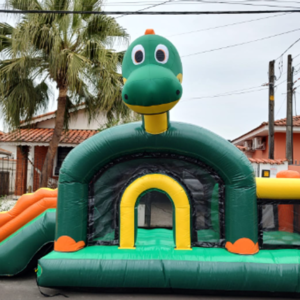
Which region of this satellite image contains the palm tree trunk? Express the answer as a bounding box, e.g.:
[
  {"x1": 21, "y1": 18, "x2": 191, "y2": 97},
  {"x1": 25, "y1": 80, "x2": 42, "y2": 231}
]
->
[{"x1": 40, "y1": 87, "x2": 67, "y2": 187}]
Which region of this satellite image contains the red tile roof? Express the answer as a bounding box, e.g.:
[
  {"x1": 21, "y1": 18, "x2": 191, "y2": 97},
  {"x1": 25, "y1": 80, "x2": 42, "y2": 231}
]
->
[
  {"x1": 236, "y1": 145, "x2": 246, "y2": 151},
  {"x1": 1, "y1": 129, "x2": 98, "y2": 144},
  {"x1": 235, "y1": 145, "x2": 287, "y2": 164},
  {"x1": 248, "y1": 158, "x2": 287, "y2": 165},
  {"x1": 232, "y1": 115, "x2": 300, "y2": 143},
  {"x1": 261, "y1": 115, "x2": 300, "y2": 127}
]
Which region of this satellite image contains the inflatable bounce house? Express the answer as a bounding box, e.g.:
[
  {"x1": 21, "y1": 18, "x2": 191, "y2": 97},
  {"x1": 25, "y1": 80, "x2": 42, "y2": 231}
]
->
[{"x1": 2, "y1": 29, "x2": 300, "y2": 294}]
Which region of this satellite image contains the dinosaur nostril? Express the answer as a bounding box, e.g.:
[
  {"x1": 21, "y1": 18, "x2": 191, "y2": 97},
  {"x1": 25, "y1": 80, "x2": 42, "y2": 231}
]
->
[
  {"x1": 176, "y1": 90, "x2": 180, "y2": 96},
  {"x1": 125, "y1": 94, "x2": 129, "y2": 100}
]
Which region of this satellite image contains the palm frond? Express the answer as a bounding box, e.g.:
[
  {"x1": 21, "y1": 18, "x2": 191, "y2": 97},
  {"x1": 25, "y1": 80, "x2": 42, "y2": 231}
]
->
[
  {"x1": 82, "y1": 14, "x2": 128, "y2": 47},
  {"x1": 0, "y1": 76, "x2": 49, "y2": 128},
  {"x1": 0, "y1": 22, "x2": 13, "y2": 36},
  {"x1": 76, "y1": 0, "x2": 102, "y2": 20},
  {"x1": 0, "y1": 23, "x2": 14, "y2": 55},
  {"x1": 5, "y1": 0, "x2": 42, "y2": 10},
  {"x1": 1, "y1": 0, "x2": 130, "y2": 131}
]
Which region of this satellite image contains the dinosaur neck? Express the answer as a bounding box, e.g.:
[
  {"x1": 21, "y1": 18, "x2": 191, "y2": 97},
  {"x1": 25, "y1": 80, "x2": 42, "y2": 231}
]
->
[{"x1": 143, "y1": 112, "x2": 169, "y2": 135}]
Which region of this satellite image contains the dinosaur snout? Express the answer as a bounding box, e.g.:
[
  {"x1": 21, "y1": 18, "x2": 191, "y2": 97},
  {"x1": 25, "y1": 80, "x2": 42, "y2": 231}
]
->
[{"x1": 122, "y1": 65, "x2": 182, "y2": 114}]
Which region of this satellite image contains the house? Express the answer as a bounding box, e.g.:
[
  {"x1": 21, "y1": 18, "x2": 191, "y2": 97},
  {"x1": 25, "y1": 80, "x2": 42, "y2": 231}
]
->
[
  {"x1": 0, "y1": 105, "x2": 107, "y2": 196},
  {"x1": 232, "y1": 115, "x2": 300, "y2": 177}
]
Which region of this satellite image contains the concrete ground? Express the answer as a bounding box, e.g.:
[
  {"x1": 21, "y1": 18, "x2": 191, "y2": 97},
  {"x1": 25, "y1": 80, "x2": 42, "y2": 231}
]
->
[
  {"x1": 0, "y1": 198, "x2": 15, "y2": 212},
  {"x1": 0, "y1": 272, "x2": 298, "y2": 300}
]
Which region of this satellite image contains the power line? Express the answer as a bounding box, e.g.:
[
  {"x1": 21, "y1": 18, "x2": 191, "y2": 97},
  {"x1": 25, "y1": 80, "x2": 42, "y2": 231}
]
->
[
  {"x1": 1, "y1": 9, "x2": 300, "y2": 14},
  {"x1": 184, "y1": 76, "x2": 292, "y2": 102},
  {"x1": 294, "y1": 92, "x2": 297, "y2": 115},
  {"x1": 184, "y1": 85, "x2": 267, "y2": 101},
  {"x1": 168, "y1": 13, "x2": 287, "y2": 37},
  {"x1": 294, "y1": 62, "x2": 300, "y2": 74},
  {"x1": 115, "y1": 0, "x2": 172, "y2": 18},
  {"x1": 4, "y1": 1, "x2": 295, "y2": 6},
  {"x1": 294, "y1": 53, "x2": 300, "y2": 59},
  {"x1": 275, "y1": 79, "x2": 287, "y2": 86},
  {"x1": 247, "y1": 0, "x2": 300, "y2": 4},
  {"x1": 199, "y1": 0, "x2": 299, "y2": 9},
  {"x1": 275, "y1": 97, "x2": 286, "y2": 117},
  {"x1": 274, "y1": 54, "x2": 300, "y2": 80},
  {"x1": 181, "y1": 27, "x2": 300, "y2": 57},
  {"x1": 188, "y1": 0, "x2": 300, "y2": 9},
  {"x1": 274, "y1": 74, "x2": 287, "y2": 117},
  {"x1": 276, "y1": 37, "x2": 300, "y2": 59},
  {"x1": 275, "y1": 65, "x2": 300, "y2": 117},
  {"x1": 1, "y1": 0, "x2": 300, "y2": 7}
]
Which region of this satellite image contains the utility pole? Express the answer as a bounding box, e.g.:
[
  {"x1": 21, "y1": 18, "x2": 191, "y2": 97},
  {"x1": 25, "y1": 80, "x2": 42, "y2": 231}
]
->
[
  {"x1": 268, "y1": 60, "x2": 275, "y2": 159},
  {"x1": 286, "y1": 54, "x2": 294, "y2": 165}
]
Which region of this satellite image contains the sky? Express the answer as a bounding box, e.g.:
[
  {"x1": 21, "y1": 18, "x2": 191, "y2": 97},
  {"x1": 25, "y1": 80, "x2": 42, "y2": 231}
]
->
[{"x1": 0, "y1": 0, "x2": 300, "y2": 140}]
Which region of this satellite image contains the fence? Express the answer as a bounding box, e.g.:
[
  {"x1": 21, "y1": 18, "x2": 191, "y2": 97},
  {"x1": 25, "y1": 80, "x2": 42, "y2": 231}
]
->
[
  {"x1": 0, "y1": 158, "x2": 18, "y2": 199},
  {"x1": 0, "y1": 157, "x2": 57, "y2": 199}
]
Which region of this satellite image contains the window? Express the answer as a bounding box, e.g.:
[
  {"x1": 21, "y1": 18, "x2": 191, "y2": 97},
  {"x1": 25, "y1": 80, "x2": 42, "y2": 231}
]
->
[
  {"x1": 261, "y1": 170, "x2": 270, "y2": 178},
  {"x1": 54, "y1": 147, "x2": 73, "y2": 176}
]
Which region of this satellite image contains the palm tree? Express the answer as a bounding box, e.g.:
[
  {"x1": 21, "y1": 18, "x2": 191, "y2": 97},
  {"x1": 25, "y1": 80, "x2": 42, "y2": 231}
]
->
[{"x1": 0, "y1": 0, "x2": 129, "y2": 187}]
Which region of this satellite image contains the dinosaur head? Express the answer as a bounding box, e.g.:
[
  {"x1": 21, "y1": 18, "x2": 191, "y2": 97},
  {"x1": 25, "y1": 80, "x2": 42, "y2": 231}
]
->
[{"x1": 122, "y1": 29, "x2": 183, "y2": 115}]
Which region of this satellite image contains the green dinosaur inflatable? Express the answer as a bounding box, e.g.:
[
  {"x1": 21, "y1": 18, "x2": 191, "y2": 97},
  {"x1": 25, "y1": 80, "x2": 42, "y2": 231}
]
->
[{"x1": 35, "y1": 29, "x2": 261, "y2": 290}]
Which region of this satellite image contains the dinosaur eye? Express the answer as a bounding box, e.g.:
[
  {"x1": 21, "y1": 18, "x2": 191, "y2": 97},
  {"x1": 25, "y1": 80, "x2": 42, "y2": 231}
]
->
[
  {"x1": 155, "y1": 44, "x2": 169, "y2": 64},
  {"x1": 132, "y1": 45, "x2": 145, "y2": 65}
]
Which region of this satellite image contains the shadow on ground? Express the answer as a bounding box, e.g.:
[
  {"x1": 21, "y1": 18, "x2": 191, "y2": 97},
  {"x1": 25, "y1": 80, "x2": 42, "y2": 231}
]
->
[{"x1": 0, "y1": 271, "x2": 298, "y2": 300}]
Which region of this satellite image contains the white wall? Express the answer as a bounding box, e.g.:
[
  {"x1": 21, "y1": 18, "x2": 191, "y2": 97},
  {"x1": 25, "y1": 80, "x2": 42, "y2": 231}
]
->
[
  {"x1": 251, "y1": 162, "x2": 288, "y2": 178},
  {"x1": 37, "y1": 110, "x2": 107, "y2": 130}
]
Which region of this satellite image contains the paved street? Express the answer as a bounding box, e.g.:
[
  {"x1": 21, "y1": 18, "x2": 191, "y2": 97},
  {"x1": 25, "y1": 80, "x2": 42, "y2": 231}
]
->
[{"x1": 0, "y1": 272, "x2": 298, "y2": 300}]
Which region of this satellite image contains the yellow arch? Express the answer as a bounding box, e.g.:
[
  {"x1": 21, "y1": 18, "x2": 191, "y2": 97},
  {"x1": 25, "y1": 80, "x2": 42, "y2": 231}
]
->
[{"x1": 119, "y1": 174, "x2": 191, "y2": 250}]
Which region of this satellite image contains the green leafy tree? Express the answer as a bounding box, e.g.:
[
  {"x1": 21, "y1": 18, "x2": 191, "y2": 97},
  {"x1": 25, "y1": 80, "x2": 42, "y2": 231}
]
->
[{"x1": 0, "y1": 0, "x2": 129, "y2": 187}]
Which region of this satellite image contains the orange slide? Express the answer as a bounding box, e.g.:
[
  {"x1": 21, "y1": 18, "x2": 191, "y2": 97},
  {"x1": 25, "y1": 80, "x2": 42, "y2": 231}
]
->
[{"x1": 0, "y1": 188, "x2": 57, "y2": 243}]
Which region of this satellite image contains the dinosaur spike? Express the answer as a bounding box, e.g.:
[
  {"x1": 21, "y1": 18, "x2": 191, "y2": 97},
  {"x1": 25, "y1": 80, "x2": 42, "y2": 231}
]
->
[{"x1": 145, "y1": 29, "x2": 155, "y2": 35}]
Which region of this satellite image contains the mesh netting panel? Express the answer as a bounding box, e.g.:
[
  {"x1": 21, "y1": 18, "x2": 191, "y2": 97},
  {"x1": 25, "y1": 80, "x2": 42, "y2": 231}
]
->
[
  {"x1": 88, "y1": 154, "x2": 224, "y2": 247},
  {"x1": 258, "y1": 201, "x2": 300, "y2": 248}
]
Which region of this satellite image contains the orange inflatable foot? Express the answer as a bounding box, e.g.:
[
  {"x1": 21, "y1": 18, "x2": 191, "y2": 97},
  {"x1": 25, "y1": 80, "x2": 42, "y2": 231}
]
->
[
  {"x1": 54, "y1": 236, "x2": 85, "y2": 252},
  {"x1": 225, "y1": 238, "x2": 259, "y2": 255}
]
